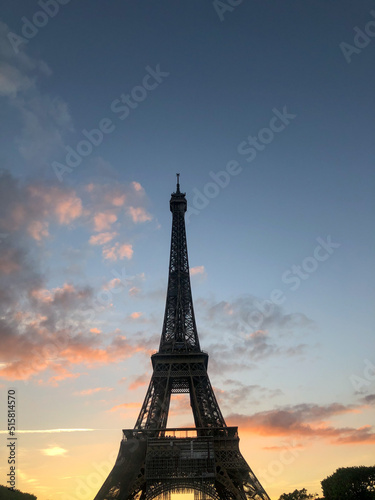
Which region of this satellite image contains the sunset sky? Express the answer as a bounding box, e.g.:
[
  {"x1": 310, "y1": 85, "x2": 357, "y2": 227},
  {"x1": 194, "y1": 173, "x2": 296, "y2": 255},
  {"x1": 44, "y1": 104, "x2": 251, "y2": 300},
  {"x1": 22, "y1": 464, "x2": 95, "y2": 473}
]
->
[{"x1": 0, "y1": 2, "x2": 374, "y2": 499}]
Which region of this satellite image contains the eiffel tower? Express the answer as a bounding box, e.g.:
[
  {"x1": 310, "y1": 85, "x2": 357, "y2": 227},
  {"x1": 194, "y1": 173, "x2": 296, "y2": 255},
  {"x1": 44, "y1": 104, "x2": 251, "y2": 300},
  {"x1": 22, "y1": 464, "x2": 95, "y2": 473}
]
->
[{"x1": 94, "y1": 175, "x2": 271, "y2": 500}]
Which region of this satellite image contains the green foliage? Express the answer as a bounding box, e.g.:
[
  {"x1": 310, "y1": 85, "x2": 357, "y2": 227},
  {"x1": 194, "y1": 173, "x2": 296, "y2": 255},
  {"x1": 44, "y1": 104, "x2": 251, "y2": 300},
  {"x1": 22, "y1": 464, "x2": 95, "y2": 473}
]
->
[
  {"x1": 321, "y1": 466, "x2": 375, "y2": 500},
  {"x1": 278, "y1": 488, "x2": 317, "y2": 500},
  {"x1": 0, "y1": 484, "x2": 37, "y2": 499}
]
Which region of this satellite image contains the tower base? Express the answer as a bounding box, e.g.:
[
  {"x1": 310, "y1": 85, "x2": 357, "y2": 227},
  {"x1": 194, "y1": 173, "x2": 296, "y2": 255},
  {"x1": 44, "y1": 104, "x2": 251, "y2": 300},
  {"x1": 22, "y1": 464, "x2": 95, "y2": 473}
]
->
[{"x1": 93, "y1": 428, "x2": 270, "y2": 500}]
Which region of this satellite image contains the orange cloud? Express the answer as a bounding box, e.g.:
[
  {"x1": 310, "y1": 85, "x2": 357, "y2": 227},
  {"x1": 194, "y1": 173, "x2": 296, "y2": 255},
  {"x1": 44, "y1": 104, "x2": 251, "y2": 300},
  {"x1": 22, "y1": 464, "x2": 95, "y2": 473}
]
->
[
  {"x1": 89, "y1": 231, "x2": 118, "y2": 245},
  {"x1": 127, "y1": 206, "x2": 152, "y2": 223},
  {"x1": 90, "y1": 328, "x2": 101, "y2": 334},
  {"x1": 109, "y1": 402, "x2": 140, "y2": 412},
  {"x1": 130, "y1": 312, "x2": 142, "y2": 320},
  {"x1": 93, "y1": 212, "x2": 117, "y2": 232},
  {"x1": 75, "y1": 387, "x2": 113, "y2": 396}
]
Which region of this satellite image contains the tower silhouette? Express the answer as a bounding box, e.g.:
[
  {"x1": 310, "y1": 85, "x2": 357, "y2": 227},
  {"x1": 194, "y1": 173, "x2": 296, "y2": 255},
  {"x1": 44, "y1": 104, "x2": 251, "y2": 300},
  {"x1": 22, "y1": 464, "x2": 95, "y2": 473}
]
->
[{"x1": 94, "y1": 176, "x2": 270, "y2": 500}]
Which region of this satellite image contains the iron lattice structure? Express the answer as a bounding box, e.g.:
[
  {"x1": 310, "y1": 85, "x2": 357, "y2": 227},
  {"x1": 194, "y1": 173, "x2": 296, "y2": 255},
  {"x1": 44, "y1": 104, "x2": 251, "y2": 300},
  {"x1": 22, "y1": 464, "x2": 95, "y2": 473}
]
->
[{"x1": 94, "y1": 177, "x2": 271, "y2": 500}]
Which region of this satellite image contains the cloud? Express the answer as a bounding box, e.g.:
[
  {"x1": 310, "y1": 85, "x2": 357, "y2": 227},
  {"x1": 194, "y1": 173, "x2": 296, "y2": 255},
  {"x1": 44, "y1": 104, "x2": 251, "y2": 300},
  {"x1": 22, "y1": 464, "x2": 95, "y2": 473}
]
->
[
  {"x1": 0, "y1": 173, "x2": 83, "y2": 239},
  {"x1": 93, "y1": 212, "x2": 117, "y2": 232},
  {"x1": 132, "y1": 181, "x2": 143, "y2": 192},
  {"x1": 103, "y1": 242, "x2": 133, "y2": 261},
  {"x1": 109, "y1": 402, "x2": 140, "y2": 412},
  {"x1": 0, "y1": 248, "x2": 22, "y2": 274},
  {"x1": 0, "y1": 21, "x2": 74, "y2": 164},
  {"x1": 27, "y1": 220, "x2": 49, "y2": 241},
  {"x1": 226, "y1": 402, "x2": 375, "y2": 445},
  {"x1": 128, "y1": 374, "x2": 149, "y2": 391},
  {"x1": 129, "y1": 312, "x2": 143, "y2": 320},
  {"x1": 193, "y1": 295, "x2": 314, "y2": 372},
  {"x1": 41, "y1": 446, "x2": 68, "y2": 457},
  {"x1": 190, "y1": 265, "x2": 205, "y2": 276},
  {"x1": 217, "y1": 379, "x2": 282, "y2": 410},
  {"x1": 127, "y1": 206, "x2": 152, "y2": 223},
  {"x1": 360, "y1": 394, "x2": 375, "y2": 405},
  {"x1": 75, "y1": 387, "x2": 114, "y2": 396},
  {"x1": 0, "y1": 171, "x2": 155, "y2": 384},
  {"x1": 0, "y1": 428, "x2": 94, "y2": 435},
  {"x1": 89, "y1": 231, "x2": 118, "y2": 246}
]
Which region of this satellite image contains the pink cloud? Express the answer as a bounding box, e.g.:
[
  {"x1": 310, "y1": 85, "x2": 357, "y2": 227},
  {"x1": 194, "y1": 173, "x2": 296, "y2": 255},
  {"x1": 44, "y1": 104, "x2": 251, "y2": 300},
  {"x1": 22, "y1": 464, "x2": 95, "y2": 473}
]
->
[
  {"x1": 45, "y1": 369, "x2": 81, "y2": 387},
  {"x1": 30, "y1": 288, "x2": 53, "y2": 303},
  {"x1": 109, "y1": 402, "x2": 140, "y2": 412},
  {"x1": 89, "y1": 231, "x2": 118, "y2": 246},
  {"x1": 127, "y1": 206, "x2": 152, "y2": 223},
  {"x1": 132, "y1": 181, "x2": 143, "y2": 192},
  {"x1": 27, "y1": 220, "x2": 49, "y2": 241},
  {"x1": 112, "y1": 194, "x2": 126, "y2": 207},
  {"x1": 28, "y1": 185, "x2": 83, "y2": 225},
  {"x1": 75, "y1": 387, "x2": 113, "y2": 396},
  {"x1": 103, "y1": 242, "x2": 133, "y2": 261},
  {"x1": 54, "y1": 192, "x2": 83, "y2": 224},
  {"x1": 93, "y1": 212, "x2": 117, "y2": 232},
  {"x1": 103, "y1": 278, "x2": 122, "y2": 291},
  {"x1": 190, "y1": 265, "x2": 205, "y2": 276},
  {"x1": 90, "y1": 328, "x2": 101, "y2": 334}
]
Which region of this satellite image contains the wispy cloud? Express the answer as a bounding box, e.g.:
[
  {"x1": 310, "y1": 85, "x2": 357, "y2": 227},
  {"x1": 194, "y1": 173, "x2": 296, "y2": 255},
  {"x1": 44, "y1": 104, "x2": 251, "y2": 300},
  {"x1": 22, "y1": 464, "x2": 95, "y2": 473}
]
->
[
  {"x1": 109, "y1": 402, "x2": 140, "y2": 412},
  {"x1": 74, "y1": 387, "x2": 114, "y2": 396},
  {"x1": 41, "y1": 446, "x2": 68, "y2": 457},
  {"x1": 0, "y1": 428, "x2": 95, "y2": 434},
  {"x1": 128, "y1": 374, "x2": 149, "y2": 391}
]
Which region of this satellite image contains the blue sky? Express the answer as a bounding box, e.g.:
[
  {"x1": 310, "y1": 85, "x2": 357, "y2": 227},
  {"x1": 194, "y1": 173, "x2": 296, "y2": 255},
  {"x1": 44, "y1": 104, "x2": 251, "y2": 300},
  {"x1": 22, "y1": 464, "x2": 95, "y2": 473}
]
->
[{"x1": 0, "y1": 2, "x2": 374, "y2": 499}]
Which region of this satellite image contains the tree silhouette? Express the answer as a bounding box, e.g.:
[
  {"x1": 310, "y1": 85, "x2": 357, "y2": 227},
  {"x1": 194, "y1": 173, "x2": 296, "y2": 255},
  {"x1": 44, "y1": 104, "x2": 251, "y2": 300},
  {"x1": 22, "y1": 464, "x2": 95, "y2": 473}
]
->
[
  {"x1": 321, "y1": 466, "x2": 375, "y2": 500},
  {"x1": 278, "y1": 488, "x2": 317, "y2": 500}
]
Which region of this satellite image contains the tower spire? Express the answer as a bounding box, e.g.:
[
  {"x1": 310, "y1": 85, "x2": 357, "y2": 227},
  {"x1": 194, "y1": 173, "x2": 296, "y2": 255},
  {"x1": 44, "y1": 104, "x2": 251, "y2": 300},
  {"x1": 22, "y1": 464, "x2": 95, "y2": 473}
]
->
[{"x1": 159, "y1": 175, "x2": 200, "y2": 352}]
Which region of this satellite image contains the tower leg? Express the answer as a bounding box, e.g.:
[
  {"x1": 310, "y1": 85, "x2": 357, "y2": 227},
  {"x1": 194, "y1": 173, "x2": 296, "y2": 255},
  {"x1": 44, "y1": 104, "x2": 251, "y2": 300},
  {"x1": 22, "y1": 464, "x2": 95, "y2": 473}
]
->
[{"x1": 93, "y1": 439, "x2": 147, "y2": 500}]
